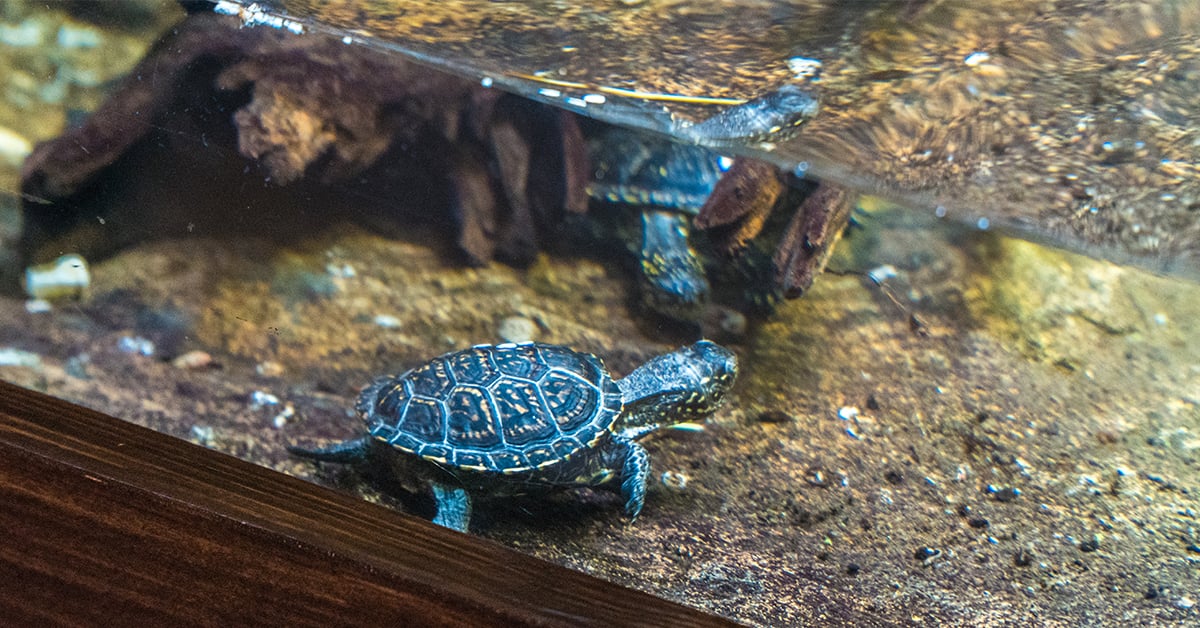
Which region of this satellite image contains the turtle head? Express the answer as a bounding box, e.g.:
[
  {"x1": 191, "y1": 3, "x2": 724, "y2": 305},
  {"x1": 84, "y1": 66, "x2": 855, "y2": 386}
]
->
[
  {"x1": 677, "y1": 340, "x2": 737, "y2": 410},
  {"x1": 615, "y1": 340, "x2": 738, "y2": 433}
]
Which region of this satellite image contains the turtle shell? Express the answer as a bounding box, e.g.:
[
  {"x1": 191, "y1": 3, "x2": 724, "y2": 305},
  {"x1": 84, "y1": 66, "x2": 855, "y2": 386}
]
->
[
  {"x1": 356, "y1": 342, "x2": 624, "y2": 473},
  {"x1": 587, "y1": 127, "x2": 726, "y2": 213}
]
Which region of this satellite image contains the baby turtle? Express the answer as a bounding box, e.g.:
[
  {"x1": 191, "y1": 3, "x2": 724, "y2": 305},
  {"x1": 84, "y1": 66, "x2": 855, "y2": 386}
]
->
[
  {"x1": 587, "y1": 127, "x2": 729, "y2": 321},
  {"x1": 289, "y1": 340, "x2": 737, "y2": 532}
]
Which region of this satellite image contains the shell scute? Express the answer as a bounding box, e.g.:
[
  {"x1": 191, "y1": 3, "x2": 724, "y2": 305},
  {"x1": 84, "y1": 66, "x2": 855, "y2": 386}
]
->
[
  {"x1": 446, "y1": 385, "x2": 502, "y2": 449},
  {"x1": 541, "y1": 370, "x2": 603, "y2": 432},
  {"x1": 447, "y1": 348, "x2": 500, "y2": 386},
  {"x1": 493, "y1": 379, "x2": 559, "y2": 445},
  {"x1": 492, "y1": 343, "x2": 547, "y2": 380},
  {"x1": 408, "y1": 359, "x2": 455, "y2": 397},
  {"x1": 398, "y1": 397, "x2": 444, "y2": 444}
]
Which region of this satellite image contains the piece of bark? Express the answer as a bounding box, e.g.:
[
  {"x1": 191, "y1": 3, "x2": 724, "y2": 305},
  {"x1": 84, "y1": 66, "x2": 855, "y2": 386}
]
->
[
  {"x1": 772, "y1": 183, "x2": 854, "y2": 298},
  {"x1": 694, "y1": 158, "x2": 786, "y2": 255},
  {"x1": 19, "y1": 11, "x2": 583, "y2": 269}
]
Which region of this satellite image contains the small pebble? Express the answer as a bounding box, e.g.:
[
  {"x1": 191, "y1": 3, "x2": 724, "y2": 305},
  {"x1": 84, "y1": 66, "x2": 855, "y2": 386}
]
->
[
  {"x1": 24, "y1": 299, "x2": 52, "y2": 313},
  {"x1": 273, "y1": 404, "x2": 295, "y2": 428},
  {"x1": 172, "y1": 350, "x2": 214, "y2": 369},
  {"x1": 0, "y1": 20, "x2": 45, "y2": 47},
  {"x1": 373, "y1": 314, "x2": 402, "y2": 329},
  {"x1": 866, "y1": 264, "x2": 898, "y2": 284},
  {"x1": 257, "y1": 361, "x2": 285, "y2": 377},
  {"x1": 325, "y1": 262, "x2": 356, "y2": 278},
  {"x1": 190, "y1": 425, "x2": 216, "y2": 447},
  {"x1": 991, "y1": 486, "x2": 1021, "y2": 502},
  {"x1": 497, "y1": 316, "x2": 536, "y2": 343},
  {"x1": 0, "y1": 126, "x2": 33, "y2": 165},
  {"x1": 117, "y1": 336, "x2": 155, "y2": 357},
  {"x1": 65, "y1": 353, "x2": 91, "y2": 379},
  {"x1": 714, "y1": 307, "x2": 747, "y2": 337},
  {"x1": 963, "y1": 51, "x2": 991, "y2": 66},
  {"x1": 786, "y1": 56, "x2": 822, "y2": 80},
  {"x1": 25, "y1": 253, "x2": 90, "y2": 300},
  {"x1": 807, "y1": 469, "x2": 828, "y2": 487},
  {"x1": 0, "y1": 347, "x2": 42, "y2": 368},
  {"x1": 913, "y1": 547, "x2": 940, "y2": 562},
  {"x1": 250, "y1": 390, "x2": 280, "y2": 407},
  {"x1": 757, "y1": 410, "x2": 793, "y2": 423},
  {"x1": 56, "y1": 24, "x2": 103, "y2": 48},
  {"x1": 660, "y1": 471, "x2": 688, "y2": 490}
]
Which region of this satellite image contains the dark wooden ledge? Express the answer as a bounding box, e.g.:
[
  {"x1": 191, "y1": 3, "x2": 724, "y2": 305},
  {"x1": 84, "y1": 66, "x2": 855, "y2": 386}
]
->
[{"x1": 0, "y1": 380, "x2": 733, "y2": 626}]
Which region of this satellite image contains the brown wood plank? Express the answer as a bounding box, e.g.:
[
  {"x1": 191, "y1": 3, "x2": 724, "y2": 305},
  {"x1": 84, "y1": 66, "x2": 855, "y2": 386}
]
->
[{"x1": 0, "y1": 380, "x2": 735, "y2": 627}]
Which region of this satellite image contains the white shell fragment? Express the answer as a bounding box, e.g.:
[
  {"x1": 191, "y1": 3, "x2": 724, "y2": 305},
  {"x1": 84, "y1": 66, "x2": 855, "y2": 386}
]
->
[
  {"x1": 24, "y1": 253, "x2": 90, "y2": 300},
  {"x1": 0, "y1": 347, "x2": 42, "y2": 369},
  {"x1": 0, "y1": 126, "x2": 32, "y2": 165}
]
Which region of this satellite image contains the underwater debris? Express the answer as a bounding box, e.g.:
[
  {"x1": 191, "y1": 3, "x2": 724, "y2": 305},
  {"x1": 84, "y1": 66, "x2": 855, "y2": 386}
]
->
[
  {"x1": 23, "y1": 253, "x2": 90, "y2": 300},
  {"x1": 19, "y1": 11, "x2": 585, "y2": 270}
]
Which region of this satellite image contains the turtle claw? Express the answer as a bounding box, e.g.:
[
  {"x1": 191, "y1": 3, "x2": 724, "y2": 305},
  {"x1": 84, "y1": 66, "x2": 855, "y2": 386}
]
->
[{"x1": 618, "y1": 437, "x2": 651, "y2": 521}]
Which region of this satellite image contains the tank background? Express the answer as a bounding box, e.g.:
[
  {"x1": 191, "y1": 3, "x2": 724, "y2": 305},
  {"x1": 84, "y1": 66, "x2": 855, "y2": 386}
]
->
[{"x1": 2, "y1": 1, "x2": 1200, "y2": 625}]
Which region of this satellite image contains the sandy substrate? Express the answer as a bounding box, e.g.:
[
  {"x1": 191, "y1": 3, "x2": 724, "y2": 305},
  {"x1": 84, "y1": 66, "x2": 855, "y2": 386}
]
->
[{"x1": 2, "y1": 213, "x2": 1198, "y2": 625}]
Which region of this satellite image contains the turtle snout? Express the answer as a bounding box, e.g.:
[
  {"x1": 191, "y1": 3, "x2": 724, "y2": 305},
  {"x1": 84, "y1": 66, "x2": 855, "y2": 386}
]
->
[{"x1": 689, "y1": 340, "x2": 738, "y2": 399}]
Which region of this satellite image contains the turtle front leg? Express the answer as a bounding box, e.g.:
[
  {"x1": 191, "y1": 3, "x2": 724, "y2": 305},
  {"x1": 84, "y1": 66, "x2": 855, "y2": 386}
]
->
[
  {"x1": 431, "y1": 483, "x2": 473, "y2": 533},
  {"x1": 611, "y1": 434, "x2": 651, "y2": 520},
  {"x1": 639, "y1": 208, "x2": 710, "y2": 321}
]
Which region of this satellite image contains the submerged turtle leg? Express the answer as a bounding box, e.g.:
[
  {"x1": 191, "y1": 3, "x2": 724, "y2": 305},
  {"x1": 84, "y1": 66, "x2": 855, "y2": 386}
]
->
[
  {"x1": 639, "y1": 209, "x2": 710, "y2": 321},
  {"x1": 610, "y1": 434, "x2": 650, "y2": 520},
  {"x1": 430, "y1": 483, "x2": 472, "y2": 533},
  {"x1": 286, "y1": 436, "x2": 372, "y2": 463}
]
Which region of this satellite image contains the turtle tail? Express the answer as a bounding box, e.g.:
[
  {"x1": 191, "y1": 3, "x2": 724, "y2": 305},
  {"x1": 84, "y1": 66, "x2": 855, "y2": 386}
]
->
[{"x1": 287, "y1": 436, "x2": 373, "y2": 463}]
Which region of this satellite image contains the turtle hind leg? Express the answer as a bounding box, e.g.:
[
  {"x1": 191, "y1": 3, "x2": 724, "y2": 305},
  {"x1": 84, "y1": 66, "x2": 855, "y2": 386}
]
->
[
  {"x1": 431, "y1": 483, "x2": 473, "y2": 533},
  {"x1": 287, "y1": 436, "x2": 373, "y2": 464}
]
